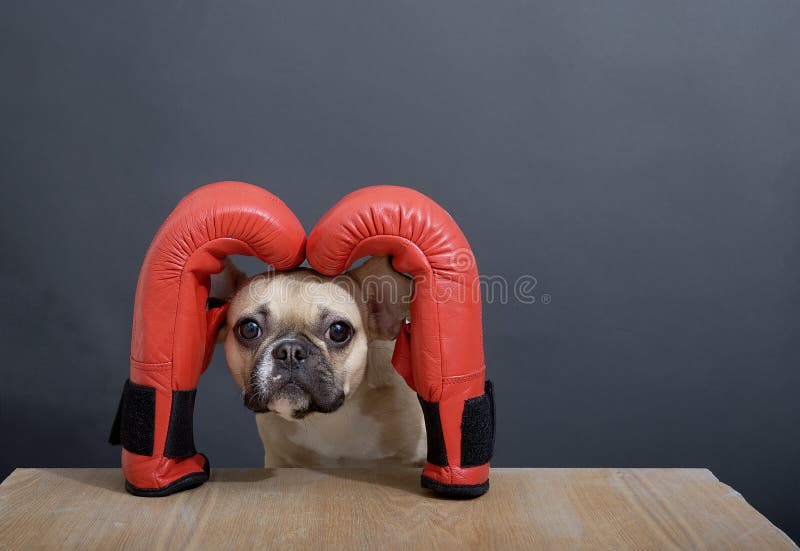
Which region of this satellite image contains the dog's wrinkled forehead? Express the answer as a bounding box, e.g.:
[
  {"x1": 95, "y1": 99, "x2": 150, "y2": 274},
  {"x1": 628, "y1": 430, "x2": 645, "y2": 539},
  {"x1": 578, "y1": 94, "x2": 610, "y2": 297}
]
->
[{"x1": 229, "y1": 269, "x2": 363, "y2": 335}]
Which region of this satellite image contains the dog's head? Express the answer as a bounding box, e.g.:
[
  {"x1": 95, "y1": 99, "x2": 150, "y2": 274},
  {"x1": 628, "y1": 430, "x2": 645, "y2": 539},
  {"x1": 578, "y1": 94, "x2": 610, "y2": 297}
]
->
[{"x1": 213, "y1": 257, "x2": 411, "y2": 420}]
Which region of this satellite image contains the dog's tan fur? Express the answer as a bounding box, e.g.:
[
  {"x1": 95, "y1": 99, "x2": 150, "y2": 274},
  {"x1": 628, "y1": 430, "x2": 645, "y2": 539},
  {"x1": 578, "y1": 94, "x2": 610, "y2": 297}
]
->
[{"x1": 215, "y1": 257, "x2": 425, "y2": 468}]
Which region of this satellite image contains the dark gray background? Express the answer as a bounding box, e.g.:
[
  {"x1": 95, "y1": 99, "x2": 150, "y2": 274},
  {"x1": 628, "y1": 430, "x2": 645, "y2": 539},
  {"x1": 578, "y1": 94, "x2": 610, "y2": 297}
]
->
[{"x1": 2, "y1": 0, "x2": 798, "y2": 540}]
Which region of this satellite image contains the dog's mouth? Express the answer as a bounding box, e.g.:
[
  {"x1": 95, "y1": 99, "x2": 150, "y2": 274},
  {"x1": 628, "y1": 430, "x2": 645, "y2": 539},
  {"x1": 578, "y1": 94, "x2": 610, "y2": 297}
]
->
[
  {"x1": 244, "y1": 376, "x2": 345, "y2": 419},
  {"x1": 275, "y1": 381, "x2": 307, "y2": 400}
]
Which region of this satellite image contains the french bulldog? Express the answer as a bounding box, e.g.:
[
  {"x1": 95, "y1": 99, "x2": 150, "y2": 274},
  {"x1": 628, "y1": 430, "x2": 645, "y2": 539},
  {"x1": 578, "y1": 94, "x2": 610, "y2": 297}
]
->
[{"x1": 212, "y1": 256, "x2": 426, "y2": 468}]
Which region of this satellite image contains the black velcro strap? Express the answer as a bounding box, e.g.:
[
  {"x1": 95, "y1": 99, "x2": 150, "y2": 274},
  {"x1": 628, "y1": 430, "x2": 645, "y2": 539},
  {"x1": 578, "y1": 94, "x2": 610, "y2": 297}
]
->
[
  {"x1": 418, "y1": 395, "x2": 448, "y2": 466},
  {"x1": 109, "y1": 379, "x2": 155, "y2": 456},
  {"x1": 460, "y1": 379, "x2": 495, "y2": 468},
  {"x1": 164, "y1": 389, "x2": 198, "y2": 459}
]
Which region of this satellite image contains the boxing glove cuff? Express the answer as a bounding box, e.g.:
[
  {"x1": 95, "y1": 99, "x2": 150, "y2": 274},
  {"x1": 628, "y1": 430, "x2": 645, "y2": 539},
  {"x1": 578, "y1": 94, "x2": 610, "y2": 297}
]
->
[
  {"x1": 418, "y1": 380, "x2": 495, "y2": 496},
  {"x1": 109, "y1": 379, "x2": 199, "y2": 460}
]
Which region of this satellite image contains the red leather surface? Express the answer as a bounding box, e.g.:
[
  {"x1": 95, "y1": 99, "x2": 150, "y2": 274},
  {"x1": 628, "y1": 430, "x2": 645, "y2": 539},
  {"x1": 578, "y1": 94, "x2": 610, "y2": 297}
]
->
[
  {"x1": 307, "y1": 186, "x2": 489, "y2": 487},
  {"x1": 123, "y1": 181, "x2": 306, "y2": 491}
]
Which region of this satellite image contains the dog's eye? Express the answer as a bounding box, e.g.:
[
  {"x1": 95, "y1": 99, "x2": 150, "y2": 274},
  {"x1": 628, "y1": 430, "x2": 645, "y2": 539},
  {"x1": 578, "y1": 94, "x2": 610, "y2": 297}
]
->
[
  {"x1": 326, "y1": 321, "x2": 352, "y2": 344},
  {"x1": 237, "y1": 319, "x2": 262, "y2": 341}
]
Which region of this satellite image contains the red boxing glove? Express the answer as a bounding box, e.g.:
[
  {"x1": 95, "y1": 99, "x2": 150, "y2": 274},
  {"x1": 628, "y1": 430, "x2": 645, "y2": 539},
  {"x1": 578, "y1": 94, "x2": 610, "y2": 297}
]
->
[
  {"x1": 307, "y1": 186, "x2": 495, "y2": 497},
  {"x1": 109, "y1": 181, "x2": 305, "y2": 496}
]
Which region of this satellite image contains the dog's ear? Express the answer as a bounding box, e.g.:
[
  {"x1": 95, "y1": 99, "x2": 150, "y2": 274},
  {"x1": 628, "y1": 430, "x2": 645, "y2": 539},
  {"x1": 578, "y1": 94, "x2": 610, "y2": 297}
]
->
[
  {"x1": 210, "y1": 259, "x2": 248, "y2": 343},
  {"x1": 348, "y1": 256, "x2": 412, "y2": 341}
]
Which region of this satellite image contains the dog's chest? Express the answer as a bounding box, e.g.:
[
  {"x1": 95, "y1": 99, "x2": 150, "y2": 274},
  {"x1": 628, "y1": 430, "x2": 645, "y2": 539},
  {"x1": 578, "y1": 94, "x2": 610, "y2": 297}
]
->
[{"x1": 285, "y1": 402, "x2": 391, "y2": 462}]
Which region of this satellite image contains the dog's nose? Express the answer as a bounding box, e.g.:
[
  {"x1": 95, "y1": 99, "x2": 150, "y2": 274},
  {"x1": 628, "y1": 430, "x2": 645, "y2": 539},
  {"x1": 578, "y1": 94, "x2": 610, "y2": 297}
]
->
[{"x1": 271, "y1": 339, "x2": 310, "y2": 366}]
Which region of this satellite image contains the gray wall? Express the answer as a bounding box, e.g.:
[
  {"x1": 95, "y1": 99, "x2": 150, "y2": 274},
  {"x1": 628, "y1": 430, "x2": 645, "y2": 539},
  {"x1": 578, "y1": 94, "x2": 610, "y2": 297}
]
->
[{"x1": 2, "y1": 0, "x2": 798, "y2": 540}]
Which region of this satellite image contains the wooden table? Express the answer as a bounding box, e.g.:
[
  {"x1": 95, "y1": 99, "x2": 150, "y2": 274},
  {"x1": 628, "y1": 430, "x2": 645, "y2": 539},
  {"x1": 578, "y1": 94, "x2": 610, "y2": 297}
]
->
[{"x1": 0, "y1": 468, "x2": 794, "y2": 550}]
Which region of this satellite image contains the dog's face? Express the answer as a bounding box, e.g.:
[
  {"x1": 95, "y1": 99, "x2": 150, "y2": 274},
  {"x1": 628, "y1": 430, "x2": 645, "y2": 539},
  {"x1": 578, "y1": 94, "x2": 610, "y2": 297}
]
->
[{"x1": 215, "y1": 257, "x2": 410, "y2": 420}]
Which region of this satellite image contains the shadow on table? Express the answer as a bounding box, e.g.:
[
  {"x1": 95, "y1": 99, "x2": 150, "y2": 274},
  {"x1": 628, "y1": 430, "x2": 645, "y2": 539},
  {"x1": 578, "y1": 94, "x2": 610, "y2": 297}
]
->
[
  {"x1": 53, "y1": 468, "x2": 129, "y2": 495},
  {"x1": 52, "y1": 466, "x2": 277, "y2": 496},
  {"x1": 52, "y1": 466, "x2": 455, "y2": 500},
  {"x1": 211, "y1": 468, "x2": 276, "y2": 485},
  {"x1": 305, "y1": 467, "x2": 434, "y2": 498}
]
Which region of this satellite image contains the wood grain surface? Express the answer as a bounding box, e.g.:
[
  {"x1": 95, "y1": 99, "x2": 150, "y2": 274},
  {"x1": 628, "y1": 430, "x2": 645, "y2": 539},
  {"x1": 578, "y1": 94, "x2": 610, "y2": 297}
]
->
[{"x1": 0, "y1": 468, "x2": 795, "y2": 550}]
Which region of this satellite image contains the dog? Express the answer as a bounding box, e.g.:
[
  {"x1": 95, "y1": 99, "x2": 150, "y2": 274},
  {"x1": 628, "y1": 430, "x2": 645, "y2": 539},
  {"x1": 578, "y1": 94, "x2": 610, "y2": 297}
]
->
[{"x1": 211, "y1": 256, "x2": 426, "y2": 468}]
